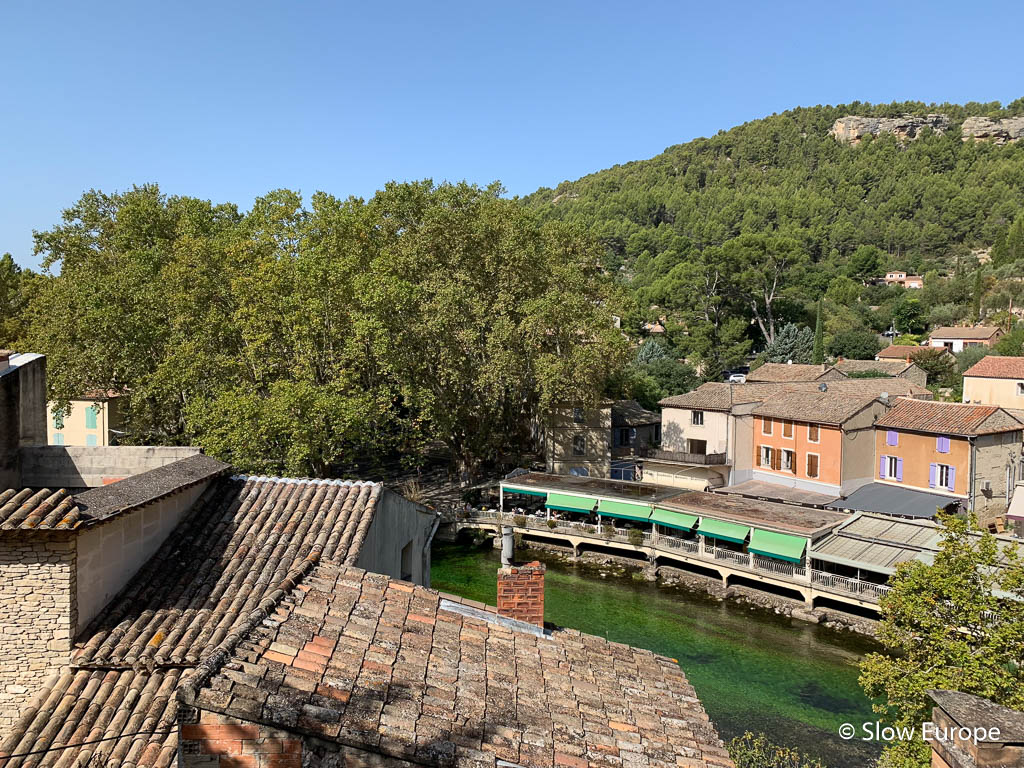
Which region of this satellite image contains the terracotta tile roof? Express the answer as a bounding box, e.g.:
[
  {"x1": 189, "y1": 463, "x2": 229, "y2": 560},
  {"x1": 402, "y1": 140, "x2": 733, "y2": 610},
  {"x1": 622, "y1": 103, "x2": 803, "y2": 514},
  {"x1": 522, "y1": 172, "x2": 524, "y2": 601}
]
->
[
  {"x1": 964, "y1": 356, "x2": 1024, "y2": 379},
  {"x1": 0, "y1": 488, "x2": 82, "y2": 530},
  {"x1": 929, "y1": 325, "x2": 1001, "y2": 341},
  {"x1": 179, "y1": 563, "x2": 734, "y2": 768},
  {"x1": 0, "y1": 475, "x2": 385, "y2": 767},
  {"x1": 877, "y1": 344, "x2": 928, "y2": 359},
  {"x1": 752, "y1": 390, "x2": 880, "y2": 425},
  {"x1": 745, "y1": 363, "x2": 829, "y2": 382},
  {"x1": 660, "y1": 378, "x2": 930, "y2": 412},
  {"x1": 875, "y1": 398, "x2": 1024, "y2": 436},
  {"x1": 833, "y1": 359, "x2": 914, "y2": 376}
]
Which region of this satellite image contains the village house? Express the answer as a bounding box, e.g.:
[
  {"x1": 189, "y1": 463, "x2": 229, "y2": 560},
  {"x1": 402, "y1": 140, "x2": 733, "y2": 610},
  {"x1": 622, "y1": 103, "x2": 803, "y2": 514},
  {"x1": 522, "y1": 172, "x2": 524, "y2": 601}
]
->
[
  {"x1": 745, "y1": 362, "x2": 839, "y2": 383},
  {"x1": 746, "y1": 359, "x2": 929, "y2": 387},
  {"x1": 862, "y1": 398, "x2": 1024, "y2": 525},
  {"x1": 831, "y1": 358, "x2": 929, "y2": 387},
  {"x1": 963, "y1": 355, "x2": 1024, "y2": 409},
  {"x1": 544, "y1": 400, "x2": 660, "y2": 479},
  {"x1": 878, "y1": 270, "x2": 924, "y2": 289},
  {"x1": 47, "y1": 390, "x2": 124, "y2": 447},
  {"x1": 927, "y1": 325, "x2": 1003, "y2": 353}
]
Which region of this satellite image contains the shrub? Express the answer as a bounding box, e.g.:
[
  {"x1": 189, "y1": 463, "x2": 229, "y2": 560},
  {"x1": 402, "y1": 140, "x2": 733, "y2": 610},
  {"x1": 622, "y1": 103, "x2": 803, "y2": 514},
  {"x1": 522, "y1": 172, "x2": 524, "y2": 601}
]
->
[
  {"x1": 826, "y1": 329, "x2": 882, "y2": 360},
  {"x1": 602, "y1": 524, "x2": 616, "y2": 539},
  {"x1": 512, "y1": 515, "x2": 527, "y2": 528},
  {"x1": 727, "y1": 732, "x2": 827, "y2": 768},
  {"x1": 628, "y1": 528, "x2": 645, "y2": 547},
  {"x1": 546, "y1": 519, "x2": 558, "y2": 529}
]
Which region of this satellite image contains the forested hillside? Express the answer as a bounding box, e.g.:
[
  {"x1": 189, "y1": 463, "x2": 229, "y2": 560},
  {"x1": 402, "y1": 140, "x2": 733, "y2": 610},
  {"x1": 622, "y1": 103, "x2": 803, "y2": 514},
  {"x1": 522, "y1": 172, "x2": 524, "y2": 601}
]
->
[{"x1": 524, "y1": 100, "x2": 1024, "y2": 376}]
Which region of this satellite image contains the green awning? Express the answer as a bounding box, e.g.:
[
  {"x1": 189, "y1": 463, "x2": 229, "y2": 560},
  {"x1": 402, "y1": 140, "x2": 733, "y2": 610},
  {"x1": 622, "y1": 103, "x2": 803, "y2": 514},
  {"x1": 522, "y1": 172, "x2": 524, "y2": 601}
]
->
[
  {"x1": 748, "y1": 529, "x2": 807, "y2": 564},
  {"x1": 698, "y1": 518, "x2": 750, "y2": 544},
  {"x1": 650, "y1": 507, "x2": 698, "y2": 531},
  {"x1": 545, "y1": 492, "x2": 596, "y2": 513},
  {"x1": 503, "y1": 486, "x2": 548, "y2": 497},
  {"x1": 597, "y1": 499, "x2": 651, "y2": 522}
]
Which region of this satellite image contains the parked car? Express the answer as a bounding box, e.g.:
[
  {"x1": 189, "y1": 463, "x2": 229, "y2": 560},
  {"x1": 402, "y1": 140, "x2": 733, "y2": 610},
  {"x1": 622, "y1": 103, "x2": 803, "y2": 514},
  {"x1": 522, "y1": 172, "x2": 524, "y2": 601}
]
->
[{"x1": 728, "y1": 373, "x2": 746, "y2": 383}]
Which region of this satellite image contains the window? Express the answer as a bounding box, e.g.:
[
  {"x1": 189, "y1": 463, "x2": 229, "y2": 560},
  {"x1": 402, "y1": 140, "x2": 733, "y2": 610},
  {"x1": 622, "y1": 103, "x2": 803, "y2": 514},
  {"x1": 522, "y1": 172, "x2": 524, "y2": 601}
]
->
[
  {"x1": 400, "y1": 540, "x2": 414, "y2": 582},
  {"x1": 52, "y1": 412, "x2": 64, "y2": 430},
  {"x1": 1018, "y1": 382, "x2": 1024, "y2": 397},
  {"x1": 654, "y1": 424, "x2": 661, "y2": 443},
  {"x1": 931, "y1": 463, "x2": 955, "y2": 492},
  {"x1": 762, "y1": 418, "x2": 773, "y2": 436},
  {"x1": 936, "y1": 436, "x2": 950, "y2": 454},
  {"x1": 880, "y1": 454, "x2": 903, "y2": 481},
  {"x1": 572, "y1": 407, "x2": 584, "y2": 423},
  {"x1": 572, "y1": 435, "x2": 586, "y2": 456},
  {"x1": 807, "y1": 424, "x2": 819, "y2": 443},
  {"x1": 759, "y1": 446, "x2": 773, "y2": 468},
  {"x1": 86, "y1": 434, "x2": 98, "y2": 447},
  {"x1": 85, "y1": 405, "x2": 98, "y2": 430},
  {"x1": 782, "y1": 420, "x2": 793, "y2": 438},
  {"x1": 692, "y1": 410, "x2": 704, "y2": 426},
  {"x1": 781, "y1": 449, "x2": 796, "y2": 473},
  {"x1": 53, "y1": 433, "x2": 64, "y2": 446},
  {"x1": 806, "y1": 453, "x2": 819, "y2": 478},
  {"x1": 569, "y1": 466, "x2": 590, "y2": 477},
  {"x1": 618, "y1": 427, "x2": 631, "y2": 446}
]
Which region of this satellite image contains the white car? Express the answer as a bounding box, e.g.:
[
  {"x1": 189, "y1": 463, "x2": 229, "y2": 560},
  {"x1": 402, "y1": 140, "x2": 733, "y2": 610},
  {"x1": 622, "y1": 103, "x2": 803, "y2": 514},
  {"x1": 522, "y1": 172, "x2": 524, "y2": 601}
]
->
[{"x1": 728, "y1": 373, "x2": 746, "y2": 383}]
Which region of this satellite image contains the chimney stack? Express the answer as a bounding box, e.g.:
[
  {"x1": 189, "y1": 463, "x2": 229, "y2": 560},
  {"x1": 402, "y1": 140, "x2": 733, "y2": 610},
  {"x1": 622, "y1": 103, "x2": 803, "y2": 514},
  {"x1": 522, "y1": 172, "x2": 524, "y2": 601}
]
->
[
  {"x1": 497, "y1": 559, "x2": 545, "y2": 627},
  {"x1": 0, "y1": 351, "x2": 11, "y2": 374}
]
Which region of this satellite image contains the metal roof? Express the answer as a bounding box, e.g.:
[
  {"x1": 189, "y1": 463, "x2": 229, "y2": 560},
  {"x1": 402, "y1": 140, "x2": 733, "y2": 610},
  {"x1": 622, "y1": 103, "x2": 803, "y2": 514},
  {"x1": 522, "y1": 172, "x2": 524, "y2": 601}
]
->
[{"x1": 829, "y1": 482, "x2": 963, "y2": 519}]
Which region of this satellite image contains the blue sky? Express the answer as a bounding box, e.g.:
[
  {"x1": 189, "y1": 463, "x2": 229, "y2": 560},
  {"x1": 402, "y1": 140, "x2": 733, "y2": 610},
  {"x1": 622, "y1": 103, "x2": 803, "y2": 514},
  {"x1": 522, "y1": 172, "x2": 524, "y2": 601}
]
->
[{"x1": 2, "y1": 0, "x2": 1023, "y2": 269}]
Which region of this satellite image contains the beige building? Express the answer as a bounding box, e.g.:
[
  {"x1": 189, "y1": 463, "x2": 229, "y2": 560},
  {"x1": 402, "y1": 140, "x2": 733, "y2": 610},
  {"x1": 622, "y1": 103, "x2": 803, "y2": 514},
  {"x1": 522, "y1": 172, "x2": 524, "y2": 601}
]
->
[
  {"x1": 928, "y1": 325, "x2": 1003, "y2": 353},
  {"x1": 48, "y1": 391, "x2": 124, "y2": 447},
  {"x1": 544, "y1": 400, "x2": 660, "y2": 479},
  {"x1": 963, "y1": 356, "x2": 1024, "y2": 409}
]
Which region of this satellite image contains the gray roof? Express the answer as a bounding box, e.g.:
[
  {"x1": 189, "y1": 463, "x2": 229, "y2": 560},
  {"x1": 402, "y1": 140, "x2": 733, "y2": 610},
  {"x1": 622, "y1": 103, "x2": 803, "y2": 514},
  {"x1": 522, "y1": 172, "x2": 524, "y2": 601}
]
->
[
  {"x1": 809, "y1": 512, "x2": 944, "y2": 573},
  {"x1": 829, "y1": 483, "x2": 963, "y2": 519},
  {"x1": 611, "y1": 399, "x2": 661, "y2": 426}
]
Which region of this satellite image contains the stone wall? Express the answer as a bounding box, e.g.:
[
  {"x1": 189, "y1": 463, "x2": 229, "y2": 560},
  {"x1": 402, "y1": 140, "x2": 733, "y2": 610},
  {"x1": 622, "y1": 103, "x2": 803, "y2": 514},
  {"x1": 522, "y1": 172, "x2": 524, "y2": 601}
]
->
[
  {"x1": 972, "y1": 432, "x2": 1022, "y2": 526},
  {"x1": 0, "y1": 534, "x2": 76, "y2": 731},
  {"x1": 0, "y1": 354, "x2": 47, "y2": 489},
  {"x1": 19, "y1": 445, "x2": 203, "y2": 489},
  {"x1": 75, "y1": 480, "x2": 210, "y2": 631}
]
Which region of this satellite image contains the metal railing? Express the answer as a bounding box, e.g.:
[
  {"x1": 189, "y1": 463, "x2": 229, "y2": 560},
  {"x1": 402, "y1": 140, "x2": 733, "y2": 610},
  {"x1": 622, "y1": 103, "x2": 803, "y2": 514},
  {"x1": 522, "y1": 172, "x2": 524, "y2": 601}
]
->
[
  {"x1": 648, "y1": 449, "x2": 728, "y2": 465},
  {"x1": 446, "y1": 511, "x2": 889, "y2": 602}
]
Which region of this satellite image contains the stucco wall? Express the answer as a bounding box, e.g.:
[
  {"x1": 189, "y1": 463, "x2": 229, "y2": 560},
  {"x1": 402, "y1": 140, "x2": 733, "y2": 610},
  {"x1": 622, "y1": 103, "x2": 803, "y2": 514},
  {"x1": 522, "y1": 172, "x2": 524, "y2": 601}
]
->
[
  {"x1": 47, "y1": 398, "x2": 123, "y2": 447},
  {"x1": 20, "y1": 445, "x2": 203, "y2": 489},
  {"x1": 75, "y1": 480, "x2": 210, "y2": 632},
  {"x1": 0, "y1": 534, "x2": 76, "y2": 730},
  {"x1": 874, "y1": 429, "x2": 970, "y2": 496},
  {"x1": 752, "y1": 417, "x2": 842, "y2": 489},
  {"x1": 963, "y1": 376, "x2": 1024, "y2": 409},
  {"x1": 356, "y1": 490, "x2": 434, "y2": 587},
  {"x1": 0, "y1": 355, "x2": 47, "y2": 488},
  {"x1": 660, "y1": 407, "x2": 729, "y2": 455}
]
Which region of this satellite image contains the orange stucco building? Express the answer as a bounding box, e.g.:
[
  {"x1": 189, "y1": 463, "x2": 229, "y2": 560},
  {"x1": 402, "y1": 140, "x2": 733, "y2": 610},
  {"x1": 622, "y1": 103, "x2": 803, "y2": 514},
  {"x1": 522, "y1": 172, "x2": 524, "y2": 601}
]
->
[
  {"x1": 753, "y1": 417, "x2": 841, "y2": 487},
  {"x1": 875, "y1": 428, "x2": 969, "y2": 496}
]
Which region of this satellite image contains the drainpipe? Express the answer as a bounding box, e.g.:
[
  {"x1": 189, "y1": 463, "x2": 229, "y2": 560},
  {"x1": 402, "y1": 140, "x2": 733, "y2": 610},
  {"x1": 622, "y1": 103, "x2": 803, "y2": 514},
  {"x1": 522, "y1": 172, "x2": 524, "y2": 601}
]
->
[
  {"x1": 421, "y1": 511, "x2": 442, "y2": 588},
  {"x1": 969, "y1": 436, "x2": 977, "y2": 519}
]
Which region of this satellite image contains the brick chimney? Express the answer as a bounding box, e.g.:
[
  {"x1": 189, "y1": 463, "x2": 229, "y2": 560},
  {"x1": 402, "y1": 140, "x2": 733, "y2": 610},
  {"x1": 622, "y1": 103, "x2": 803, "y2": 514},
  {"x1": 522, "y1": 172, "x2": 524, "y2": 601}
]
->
[
  {"x1": 0, "y1": 351, "x2": 10, "y2": 374},
  {"x1": 497, "y1": 561, "x2": 545, "y2": 626}
]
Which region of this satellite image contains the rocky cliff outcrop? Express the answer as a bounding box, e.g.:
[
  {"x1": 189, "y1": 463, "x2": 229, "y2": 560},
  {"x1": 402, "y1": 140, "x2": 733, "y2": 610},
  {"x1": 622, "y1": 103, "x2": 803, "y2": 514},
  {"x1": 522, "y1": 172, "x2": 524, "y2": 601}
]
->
[
  {"x1": 829, "y1": 114, "x2": 950, "y2": 145},
  {"x1": 961, "y1": 116, "x2": 1024, "y2": 144}
]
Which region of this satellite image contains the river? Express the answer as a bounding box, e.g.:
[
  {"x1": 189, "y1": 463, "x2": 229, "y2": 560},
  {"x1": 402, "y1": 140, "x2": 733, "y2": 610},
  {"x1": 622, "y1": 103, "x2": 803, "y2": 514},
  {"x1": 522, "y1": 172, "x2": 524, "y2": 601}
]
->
[{"x1": 431, "y1": 540, "x2": 883, "y2": 768}]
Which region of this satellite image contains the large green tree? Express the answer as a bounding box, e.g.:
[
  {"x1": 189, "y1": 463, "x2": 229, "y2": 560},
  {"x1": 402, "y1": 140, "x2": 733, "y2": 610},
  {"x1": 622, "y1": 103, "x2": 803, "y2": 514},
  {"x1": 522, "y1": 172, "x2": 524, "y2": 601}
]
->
[{"x1": 860, "y1": 515, "x2": 1024, "y2": 768}]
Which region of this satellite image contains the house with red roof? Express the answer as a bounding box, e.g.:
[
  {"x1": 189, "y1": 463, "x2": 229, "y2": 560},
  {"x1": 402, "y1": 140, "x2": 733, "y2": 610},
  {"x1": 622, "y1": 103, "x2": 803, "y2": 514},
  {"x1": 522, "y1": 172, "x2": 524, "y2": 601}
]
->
[{"x1": 963, "y1": 356, "x2": 1024, "y2": 410}]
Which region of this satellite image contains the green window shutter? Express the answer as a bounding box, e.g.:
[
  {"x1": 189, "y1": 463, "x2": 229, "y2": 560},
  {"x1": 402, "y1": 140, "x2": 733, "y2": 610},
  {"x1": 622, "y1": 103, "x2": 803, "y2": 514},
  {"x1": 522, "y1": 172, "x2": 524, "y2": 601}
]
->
[
  {"x1": 596, "y1": 499, "x2": 651, "y2": 522},
  {"x1": 697, "y1": 518, "x2": 751, "y2": 544},
  {"x1": 86, "y1": 434, "x2": 98, "y2": 447},
  {"x1": 748, "y1": 529, "x2": 807, "y2": 563},
  {"x1": 85, "y1": 405, "x2": 98, "y2": 430}
]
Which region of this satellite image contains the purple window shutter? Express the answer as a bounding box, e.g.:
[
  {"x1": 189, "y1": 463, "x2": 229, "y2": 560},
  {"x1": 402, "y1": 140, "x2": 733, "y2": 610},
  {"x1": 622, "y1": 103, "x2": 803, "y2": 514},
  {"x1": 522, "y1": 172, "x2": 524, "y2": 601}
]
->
[
  {"x1": 929, "y1": 463, "x2": 937, "y2": 488},
  {"x1": 937, "y1": 436, "x2": 950, "y2": 453},
  {"x1": 887, "y1": 430, "x2": 898, "y2": 446},
  {"x1": 879, "y1": 455, "x2": 886, "y2": 479},
  {"x1": 947, "y1": 466, "x2": 956, "y2": 492},
  {"x1": 896, "y1": 458, "x2": 903, "y2": 482}
]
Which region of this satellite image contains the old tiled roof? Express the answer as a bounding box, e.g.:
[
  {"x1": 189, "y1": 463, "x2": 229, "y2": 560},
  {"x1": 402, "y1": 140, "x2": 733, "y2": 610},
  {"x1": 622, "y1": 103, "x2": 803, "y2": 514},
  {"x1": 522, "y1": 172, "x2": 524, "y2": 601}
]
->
[
  {"x1": 0, "y1": 488, "x2": 82, "y2": 530},
  {"x1": 659, "y1": 378, "x2": 930, "y2": 413},
  {"x1": 877, "y1": 344, "x2": 927, "y2": 359},
  {"x1": 929, "y1": 325, "x2": 1001, "y2": 341},
  {"x1": 875, "y1": 397, "x2": 1024, "y2": 436},
  {"x1": 964, "y1": 356, "x2": 1024, "y2": 379},
  {"x1": 0, "y1": 475, "x2": 384, "y2": 767},
  {"x1": 745, "y1": 363, "x2": 829, "y2": 382},
  {"x1": 752, "y1": 390, "x2": 880, "y2": 425},
  {"x1": 611, "y1": 399, "x2": 661, "y2": 426},
  {"x1": 832, "y1": 359, "x2": 914, "y2": 376},
  {"x1": 179, "y1": 563, "x2": 734, "y2": 768}
]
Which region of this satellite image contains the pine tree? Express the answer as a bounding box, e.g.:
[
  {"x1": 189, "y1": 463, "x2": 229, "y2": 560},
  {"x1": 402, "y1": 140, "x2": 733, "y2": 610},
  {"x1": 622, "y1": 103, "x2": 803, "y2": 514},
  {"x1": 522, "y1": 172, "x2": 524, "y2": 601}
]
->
[
  {"x1": 812, "y1": 298, "x2": 824, "y2": 365},
  {"x1": 973, "y1": 268, "x2": 984, "y2": 322}
]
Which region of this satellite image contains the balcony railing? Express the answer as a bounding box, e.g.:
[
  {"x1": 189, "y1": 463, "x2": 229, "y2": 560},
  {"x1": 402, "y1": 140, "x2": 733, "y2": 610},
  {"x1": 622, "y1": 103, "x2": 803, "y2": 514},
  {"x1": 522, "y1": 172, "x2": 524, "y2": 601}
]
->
[
  {"x1": 647, "y1": 448, "x2": 728, "y2": 465},
  {"x1": 447, "y1": 510, "x2": 889, "y2": 602}
]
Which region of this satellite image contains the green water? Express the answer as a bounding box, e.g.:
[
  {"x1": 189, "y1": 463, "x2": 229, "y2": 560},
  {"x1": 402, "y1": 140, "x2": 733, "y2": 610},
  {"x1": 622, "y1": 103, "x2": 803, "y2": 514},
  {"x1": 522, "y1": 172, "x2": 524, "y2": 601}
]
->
[{"x1": 431, "y1": 540, "x2": 883, "y2": 768}]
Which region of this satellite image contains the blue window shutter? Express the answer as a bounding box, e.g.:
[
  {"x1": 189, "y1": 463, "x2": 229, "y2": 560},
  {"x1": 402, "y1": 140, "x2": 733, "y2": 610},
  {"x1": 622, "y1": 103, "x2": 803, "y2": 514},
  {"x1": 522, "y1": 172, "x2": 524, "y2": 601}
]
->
[
  {"x1": 85, "y1": 406, "x2": 98, "y2": 430},
  {"x1": 929, "y1": 463, "x2": 937, "y2": 488},
  {"x1": 887, "y1": 430, "x2": 898, "y2": 446},
  {"x1": 86, "y1": 434, "x2": 97, "y2": 447},
  {"x1": 879, "y1": 455, "x2": 886, "y2": 479},
  {"x1": 896, "y1": 458, "x2": 903, "y2": 482},
  {"x1": 53, "y1": 434, "x2": 64, "y2": 446},
  {"x1": 947, "y1": 466, "x2": 956, "y2": 492}
]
